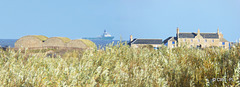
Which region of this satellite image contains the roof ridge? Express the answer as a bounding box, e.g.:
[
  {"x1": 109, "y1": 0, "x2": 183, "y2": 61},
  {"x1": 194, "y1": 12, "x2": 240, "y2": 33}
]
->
[
  {"x1": 137, "y1": 38, "x2": 162, "y2": 40},
  {"x1": 131, "y1": 38, "x2": 137, "y2": 44},
  {"x1": 132, "y1": 38, "x2": 163, "y2": 44},
  {"x1": 180, "y1": 32, "x2": 217, "y2": 33}
]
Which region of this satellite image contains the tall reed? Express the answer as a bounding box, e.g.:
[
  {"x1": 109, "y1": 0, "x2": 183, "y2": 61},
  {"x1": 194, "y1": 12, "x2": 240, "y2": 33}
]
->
[{"x1": 0, "y1": 42, "x2": 239, "y2": 86}]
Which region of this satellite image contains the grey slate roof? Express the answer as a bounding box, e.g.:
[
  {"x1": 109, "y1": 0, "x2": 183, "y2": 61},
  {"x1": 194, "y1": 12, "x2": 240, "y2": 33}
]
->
[
  {"x1": 131, "y1": 39, "x2": 162, "y2": 44},
  {"x1": 179, "y1": 33, "x2": 196, "y2": 38},
  {"x1": 200, "y1": 33, "x2": 219, "y2": 38},
  {"x1": 179, "y1": 33, "x2": 219, "y2": 38}
]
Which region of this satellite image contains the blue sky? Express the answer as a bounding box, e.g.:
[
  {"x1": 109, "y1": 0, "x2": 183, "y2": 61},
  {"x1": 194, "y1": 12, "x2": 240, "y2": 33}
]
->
[{"x1": 0, "y1": 0, "x2": 239, "y2": 41}]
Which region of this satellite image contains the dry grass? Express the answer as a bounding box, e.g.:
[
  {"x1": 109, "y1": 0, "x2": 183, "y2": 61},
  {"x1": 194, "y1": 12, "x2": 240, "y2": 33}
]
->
[
  {"x1": 55, "y1": 37, "x2": 71, "y2": 43},
  {"x1": 32, "y1": 35, "x2": 48, "y2": 41},
  {"x1": 78, "y1": 39, "x2": 96, "y2": 49},
  {"x1": 15, "y1": 35, "x2": 48, "y2": 48},
  {"x1": 43, "y1": 37, "x2": 71, "y2": 48},
  {"x1": 66, "y1": 39, "x2": 96, "y2": 49},
  {"x1": 0, "y1": 42, "x2": 239, "y2": 86}
]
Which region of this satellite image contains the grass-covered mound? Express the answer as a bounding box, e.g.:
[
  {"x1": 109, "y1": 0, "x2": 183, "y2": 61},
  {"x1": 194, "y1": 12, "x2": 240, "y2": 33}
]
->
[
  {"x1": 78, "y1": 39, "x2": 96, "y2": 49},
  {"x1": 0, "y1": 42, "x2": 239, "y2": 86},
  {"x1": 15, "y1": 35, "x2": 48, "y2": 48},
  {"x1": 66, "y1": 39, "x2": 97, "y2": 49}
]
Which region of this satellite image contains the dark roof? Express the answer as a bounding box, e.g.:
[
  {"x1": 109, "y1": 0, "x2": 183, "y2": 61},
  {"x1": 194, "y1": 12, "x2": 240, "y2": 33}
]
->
[
  {"x1": 200, "y1": 33, "x2": 219, "y2": 38},
  {"x1": 128, "y1": 38, "x2": 137, "y2": 45},
  {"x1": 163, "y1": 37, "x2": 177, "y2": 44},
  {"x1": 131, "y1": 39, "x2": 162, "y2": 44},
  {"x1": 179, "y1": 33, "x2": 219, "y2": 38},
  {"x1": 230, "y1": 42, "x2": 239, "y2": 45},
  {"x1": 179, "y1": 33, "x2": 196, "y2": 38}
]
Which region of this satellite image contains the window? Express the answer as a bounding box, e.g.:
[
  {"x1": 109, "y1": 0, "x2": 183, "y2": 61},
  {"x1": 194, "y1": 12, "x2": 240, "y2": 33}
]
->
[
  {"x1": 222, "y1": 42, "x2": 225, "y2": 45},
  {"x1": 172, "y1": 45, "x2": 175, "y2": 48},
  {"x1": 198, "y1": 39, "x2": 200, "y2": 42},
  {"x1": 184, "y1": 39, "x2": 186, "y2": 42},
  {"x1": 205, "y1": 40, "x2": 207, "y2": 42},
  {"x1": 172, "y1": 41, "x2": 175, "y2": 44},
  {"x1": 164, "y1": 42, "x2": 168, "y2": 46},
  {"x1": 212, "y1": 40, "x2": 214, "y2": 42},
  {"x1": 191, "y1": 39, "x2": 193, "y2": 42}
]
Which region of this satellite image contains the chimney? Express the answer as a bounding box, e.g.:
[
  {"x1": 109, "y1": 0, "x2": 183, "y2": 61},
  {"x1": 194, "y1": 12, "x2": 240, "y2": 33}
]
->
[
  {"x1": 219, "y1": 32, "x2": 223, "y2": 38},
  {"x1": 197, "y1": 28, "x2": 200, "y2": 35},
  {"x1": 176, "y1": 27, "x2": 179, "y2": 38},
  {"x1": 130, "y1": 35, "x2": 133, "y2": 42},
  {"x1": 217, "y1": 28, "x2": 224, "y2": 39},
  {"x1": 177, "y1": 27, "x2": 179, "y2": 34}
]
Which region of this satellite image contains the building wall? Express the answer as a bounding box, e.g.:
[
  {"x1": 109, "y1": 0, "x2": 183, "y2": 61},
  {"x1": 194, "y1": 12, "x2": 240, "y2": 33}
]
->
[
  {"x1": 219, "y1": 42, "x2": 230, "y2": 49},
  {"x1": 166, "y1": 40, "x2": 177, "y2": 48},
  {"x1": 131, "y1": 44, "x2": 162, "y2": 48},
  {"x1": 178, "y1": 38, "x2": 221, "y2": 48},
  {"x1": 177, "y1": 38, "x2": 230, "y2": 49}
]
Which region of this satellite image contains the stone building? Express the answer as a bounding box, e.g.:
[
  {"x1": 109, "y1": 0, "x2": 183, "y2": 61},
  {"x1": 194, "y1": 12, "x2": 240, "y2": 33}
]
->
[
  {"x1": 164, "y1": 28, "x2": 230, "y2": 49},
  {"x1": 128, "y1": 35, "x2": 163, "y2": 49},
  {"x1": 163, "y1": 37, "x2": 177, "y2": 48}
]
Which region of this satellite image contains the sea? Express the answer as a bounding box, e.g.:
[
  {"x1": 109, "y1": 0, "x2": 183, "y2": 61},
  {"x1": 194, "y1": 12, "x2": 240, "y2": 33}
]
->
[{"x1": 0, "y1": 39, "x2": 128, "y2": 48}]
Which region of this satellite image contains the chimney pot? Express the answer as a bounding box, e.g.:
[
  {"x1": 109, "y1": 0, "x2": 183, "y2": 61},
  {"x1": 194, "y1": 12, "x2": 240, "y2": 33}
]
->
[
  {"x1": 130, "y1": 35, "x2": 133, "y2": 42},
  {"x1": 198, "y1": 29, "x2": 200, "y2": 34}
]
